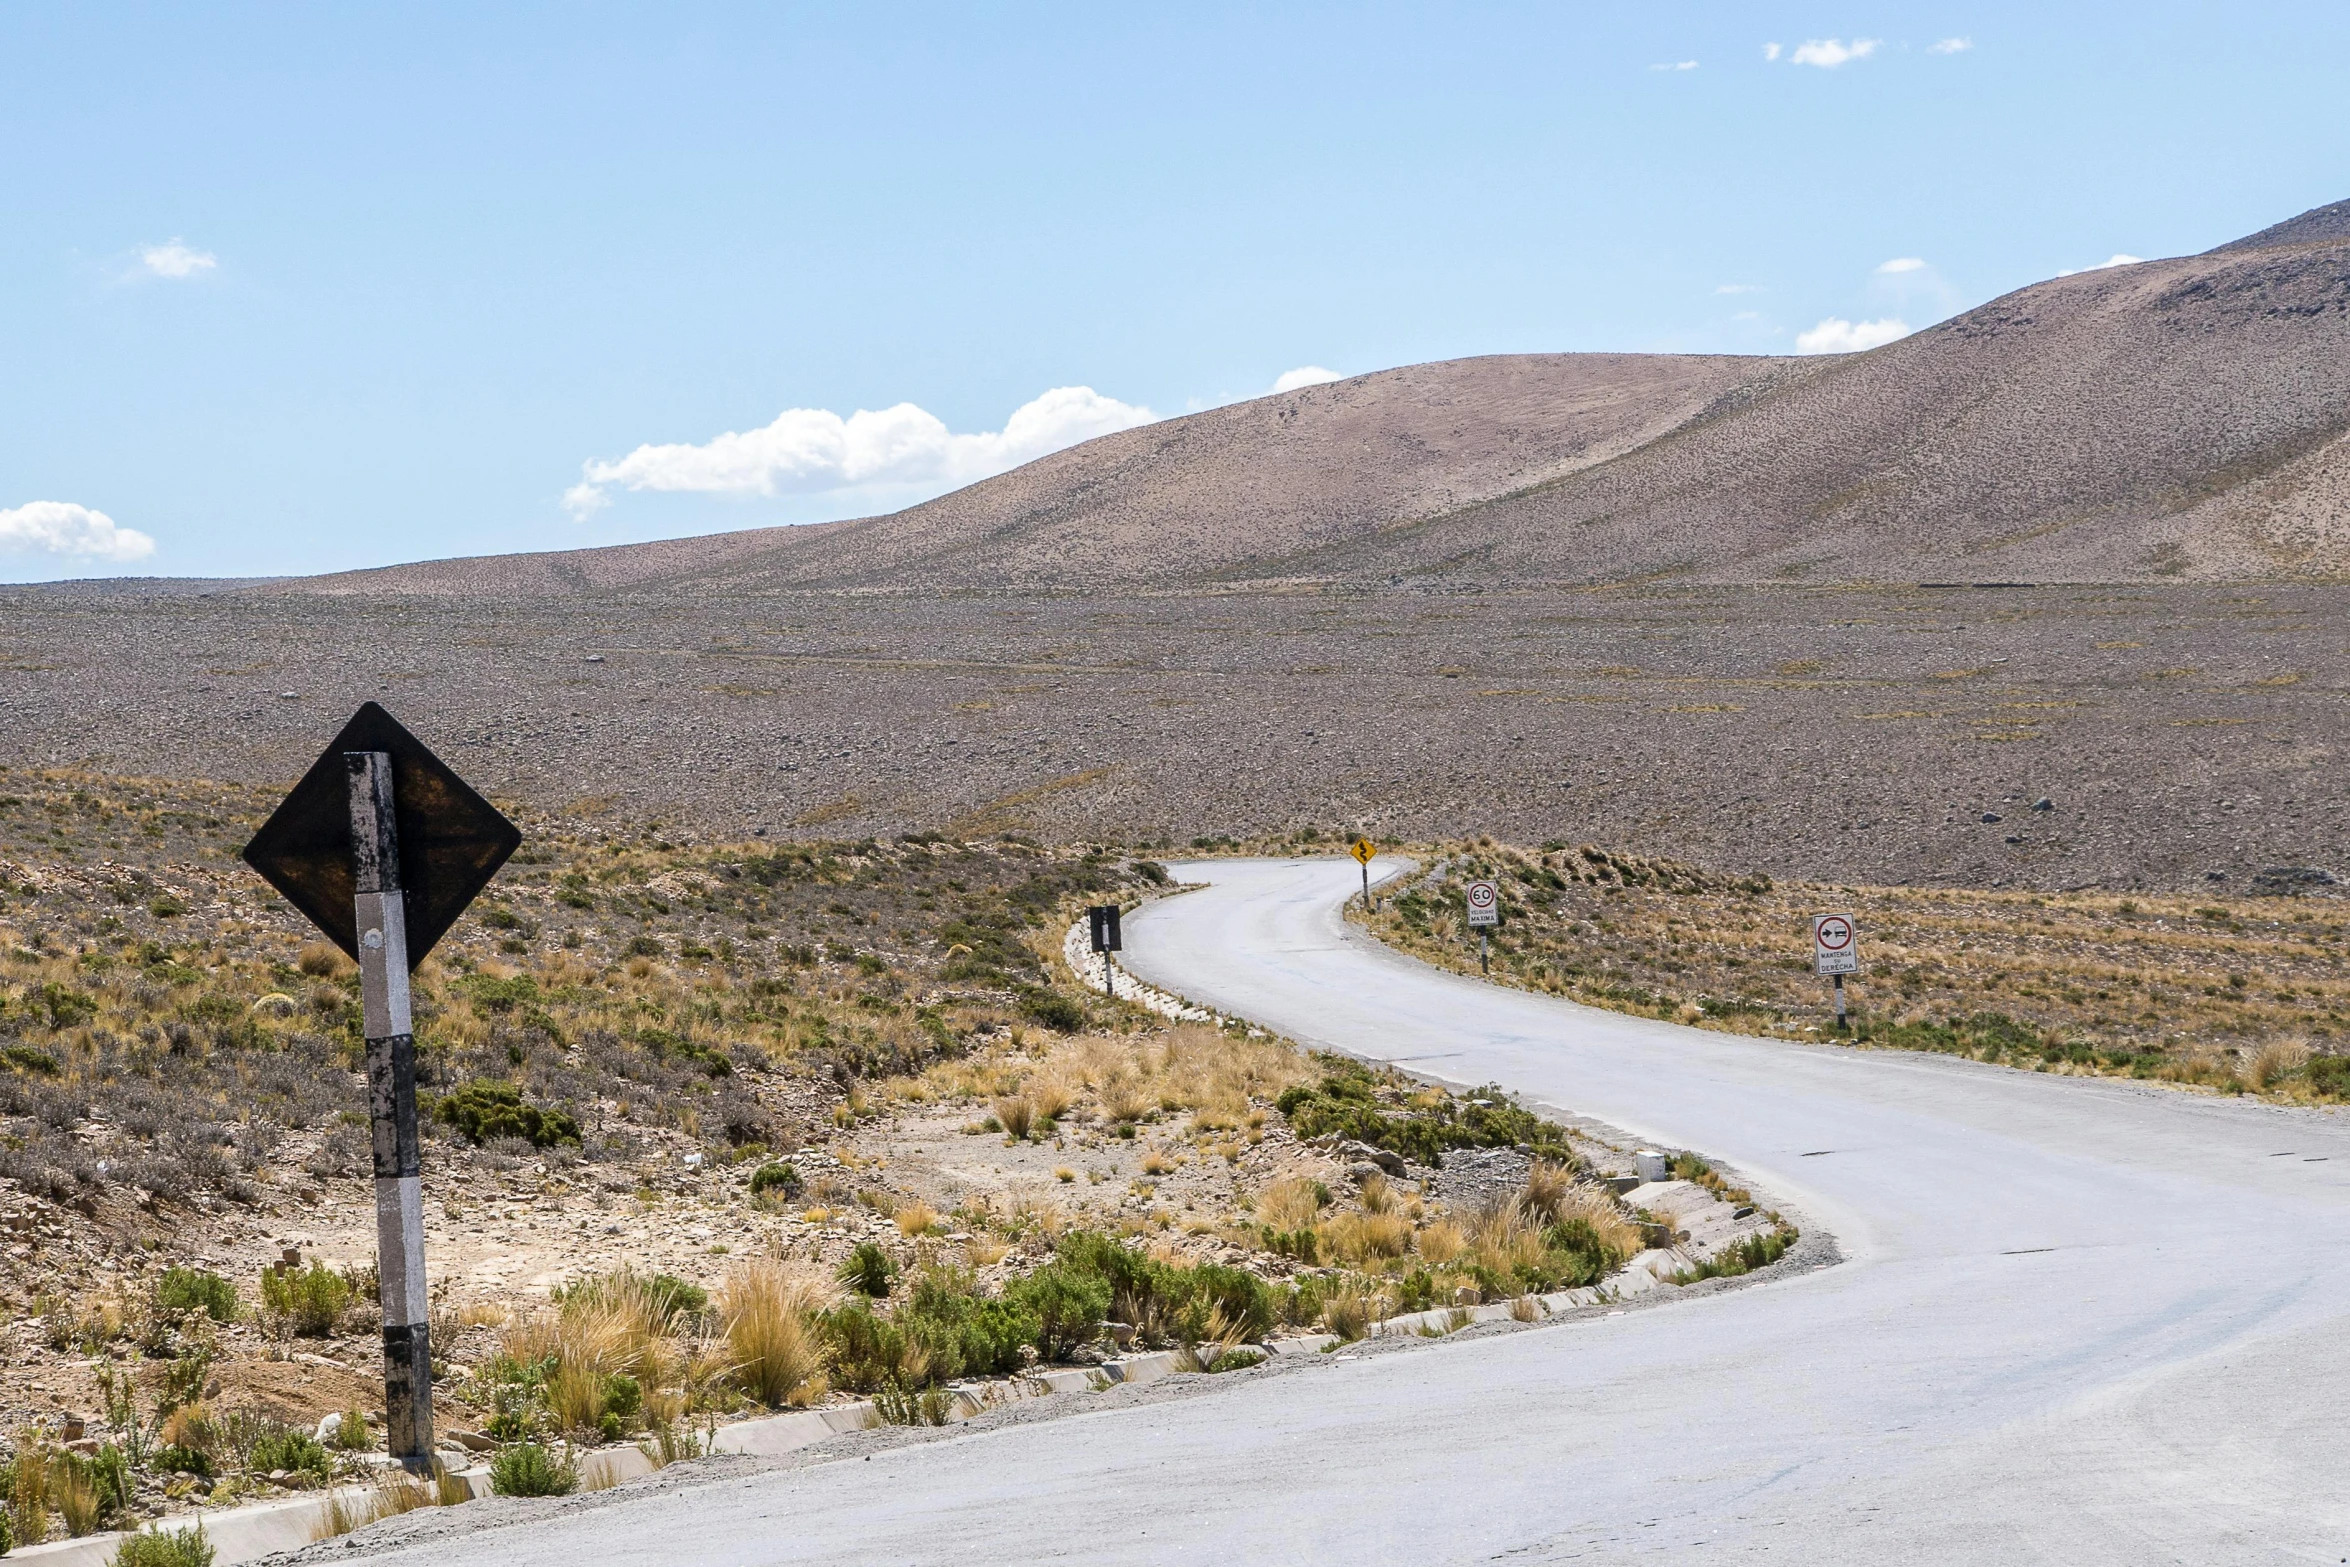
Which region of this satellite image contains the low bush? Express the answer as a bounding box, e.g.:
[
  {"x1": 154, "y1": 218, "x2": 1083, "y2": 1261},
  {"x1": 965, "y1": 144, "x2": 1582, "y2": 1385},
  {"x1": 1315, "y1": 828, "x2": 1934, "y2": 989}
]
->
[
  {"x1": 331, "y1": 1405, "x2": 373, "y2": 1451},
  {"x1": 1050, "y1": 1232, "x2": 1277, "y2": 1347},
  {"x1": 245, "y1": 1427, "x2": 330, "y2": 1487},
  {"x1": 2309, "y1": 1055, "x2": 2350, "y2": 1097},
  {"x1": 898, "y1": 1268, "x2": 1041, "y2": 1380},
  {"x1": 1017, "y1": 989, "x2": 1086, "y2": 1033},
  {"x1": 111, "y1": 1522, "x2": 215, "y2": 1567},
  {"x1": 156, "y1": 1268, "x2": 240, "y2": 1323},
  {"x1": 488, "y1": 1442, "x2": 577, "y2": 1498},
  {"x1": 836, "y1": 1241, "x2": 897, "y2": 1298},
  {"x1": 152, "y1": 1444, "x2": 212, "y2": 1480},
  {"x1": 259, "y1": 1261, "x2": 352, "y2": 1337},
  {"x1": 1002, "y1": 1262, "x2": 1110, "y2": 1360},
  {"x1": 818, "y1": 1299, "x2": 930, "y2": 1393},
  {"x1": 435, "y1": 1081, "x2": 581, "y2": 1149},
  {"x1": 1276, "y1": 1062, "x2": 1576, "y2": 1167},
  {"x1": 747, "y1": 1161, "x2": 802, "y2": 1200}
]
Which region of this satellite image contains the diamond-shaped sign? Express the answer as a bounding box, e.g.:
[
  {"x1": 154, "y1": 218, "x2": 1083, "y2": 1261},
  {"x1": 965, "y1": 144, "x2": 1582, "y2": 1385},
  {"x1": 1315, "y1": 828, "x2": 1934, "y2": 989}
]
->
[{"x1": 242, "y1": 702, "x2": 521, "y2": 968}]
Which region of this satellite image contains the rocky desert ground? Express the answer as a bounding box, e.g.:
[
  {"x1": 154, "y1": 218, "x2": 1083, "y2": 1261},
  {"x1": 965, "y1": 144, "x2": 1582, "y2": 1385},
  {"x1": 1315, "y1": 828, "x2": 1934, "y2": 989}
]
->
[
  {"x1": 0, "y1": 767, "x2": 1727, "y2": 1546},
  {"x1": 3, "y1": 579, "x2": 2344, "y2": 894}
]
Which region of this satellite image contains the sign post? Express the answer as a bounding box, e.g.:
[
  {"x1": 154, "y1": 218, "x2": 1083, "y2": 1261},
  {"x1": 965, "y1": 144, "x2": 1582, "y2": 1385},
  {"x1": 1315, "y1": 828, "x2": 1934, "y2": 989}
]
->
[
  {"x1": 1465, "y1": 878, "x2": 1500, "y2": 974},
  {"x1": 1350, "y1": 837, "x2": 1377, "y2": 908},
  {"x1": 1088, "y1": 904, "x2": 1122, "y2": 1000},
  {"x1": 242, "y1": 703, "x2": 521, "y2": 1473},
  {"x1": 1812, "y1": 912, "x2": 1858, "y2": 1032}
]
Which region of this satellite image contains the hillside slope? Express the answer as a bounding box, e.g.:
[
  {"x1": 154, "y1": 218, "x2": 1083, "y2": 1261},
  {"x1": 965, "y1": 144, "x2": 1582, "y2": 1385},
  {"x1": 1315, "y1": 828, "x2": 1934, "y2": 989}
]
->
[
  {"x1": 1314, "y1": 229, "x2": 2350, "y2": 586},
  {"x1": 293, "y1": 353, "x2": 1786, "y2": 596},
  {"x1": 279, "y1": 196, "x2": 2350, "y2": 596}
]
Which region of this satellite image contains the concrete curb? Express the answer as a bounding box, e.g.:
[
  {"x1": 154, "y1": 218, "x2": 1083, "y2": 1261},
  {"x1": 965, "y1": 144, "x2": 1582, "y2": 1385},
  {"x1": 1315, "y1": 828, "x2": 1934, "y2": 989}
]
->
[
  {"x1": 9, "y1": 1448, "x2": 653, "y2": 1567},
  {"x1": 1060, "y1": 919, "x2": 1218, "y2": 1022}
]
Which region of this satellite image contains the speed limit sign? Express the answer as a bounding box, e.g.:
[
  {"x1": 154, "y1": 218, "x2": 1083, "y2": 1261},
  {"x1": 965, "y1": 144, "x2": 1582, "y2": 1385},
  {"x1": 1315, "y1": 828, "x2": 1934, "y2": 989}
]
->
[
  {"x1": 1465, "y1": 880, "x2": 1501, "y2": 927},
  {"x1": 1813, "y1": 913, "x2": 1858, "y2": 975}
]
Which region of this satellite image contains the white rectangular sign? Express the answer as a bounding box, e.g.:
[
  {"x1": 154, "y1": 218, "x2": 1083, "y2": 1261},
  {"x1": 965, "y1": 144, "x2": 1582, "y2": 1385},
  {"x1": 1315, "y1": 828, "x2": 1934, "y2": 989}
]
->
[
  {"x1": 1813, "y1": 912, "x2": 1859, "y2": 975},
  {"x1": 1465, "y1": 879, "x2": 1501, "y2": 927}
]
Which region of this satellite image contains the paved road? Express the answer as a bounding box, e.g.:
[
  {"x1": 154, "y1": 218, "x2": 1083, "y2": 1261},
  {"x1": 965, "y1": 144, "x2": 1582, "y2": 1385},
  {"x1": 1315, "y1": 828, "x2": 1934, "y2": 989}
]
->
[{"x1": 369, "y1": 858, "x2": 2350, "y2": 1564}]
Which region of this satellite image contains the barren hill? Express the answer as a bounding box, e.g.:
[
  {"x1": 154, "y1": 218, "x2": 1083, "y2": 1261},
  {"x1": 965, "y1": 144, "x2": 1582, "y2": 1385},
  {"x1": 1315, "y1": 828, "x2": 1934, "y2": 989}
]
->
[
  {"x1": 292, "y1": 354, "x2": 1784, "y2": 597},
  {"x1": 274, "y1": 197, "x2": 2350, "y2": 597}
]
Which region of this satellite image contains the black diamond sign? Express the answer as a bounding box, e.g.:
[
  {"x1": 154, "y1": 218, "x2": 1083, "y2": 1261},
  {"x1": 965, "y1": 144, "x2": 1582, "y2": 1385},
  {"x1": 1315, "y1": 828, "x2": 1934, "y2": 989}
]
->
[{"x1": 242, "y1": 702, "x2": 521, "y2": 968}]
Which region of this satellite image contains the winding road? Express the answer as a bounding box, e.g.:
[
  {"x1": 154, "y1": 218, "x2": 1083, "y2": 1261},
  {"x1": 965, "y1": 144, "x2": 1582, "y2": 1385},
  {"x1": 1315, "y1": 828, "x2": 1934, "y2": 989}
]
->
[{"x1": 367, "y1": 857, "x2": 2350, "y2": 1564}]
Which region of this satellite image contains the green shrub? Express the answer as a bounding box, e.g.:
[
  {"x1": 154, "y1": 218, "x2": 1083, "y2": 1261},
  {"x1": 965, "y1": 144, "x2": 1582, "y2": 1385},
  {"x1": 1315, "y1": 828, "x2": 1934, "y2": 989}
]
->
[
  {"x1": 2309, "y1": 1055, "x2": 2350, "y2": 1097},
  {"x1": 0, "y1": 1504, "x2": 11, "y2": 1556},
  {"x1": 899, "y1": 1268, "x2": 1041, "y2": 1380},
  {"x1": 244, "y1": 1427, "x2": 329, "y2": 1486},
  {"x1": 156, "y1": 1267, "x2": 240, "y2": 1323},
  {"x1": 488, "y1": 1441, "x2": 577, "y2": 1497},
  {"x1": 1275, "y1": 1064, "x2": 1576, "y2": 1167},
  {"x1": 1048, "y1": 1233, "x2": 1274, "y2": 1346},
  {"x1": 1003, "y1": 1262, "x2": 1110, "y2": 1359},
  {"x1": 152, "y1": 1444, "x2": 211, "y2": 1480},
  {"x1": 435, "y1": 1081, "x2": 581, "y2": 1148},
  {"x1": 89, "y1": 1444, "x2": 134, "y2": 1523},
  {"x1": 331, "y1": 1405, "x2": 373, "y2": 1451},
  {"x1": 259, "y1": 1262, "x2": 351, "y2": 1337},
  {"x1": 836, "y1": 1241, "x2": 897, "y2": 1298},
  {"x1": 35, "y1": 981, "x2": 97, "y2": 1031},
  {"x1": 3, "y1": 1042, "x2": 61, "y2": 1074},
  {"x1": 1175, "y1": 1263, "x2": 1277, "y2": 1343},
  {"x1": 816, "y1": 1300, "x2": 926, "y2": 1392},
  {"x1": 1016, "y1": 989, "x2": 1087, "y2": 1033},
  {"x1": 748, "y1": 1161, "x2": 803, "y2": 1200},
  {"x1": 112, "y1": 1522, "x2": 214, "y2": 1567}
]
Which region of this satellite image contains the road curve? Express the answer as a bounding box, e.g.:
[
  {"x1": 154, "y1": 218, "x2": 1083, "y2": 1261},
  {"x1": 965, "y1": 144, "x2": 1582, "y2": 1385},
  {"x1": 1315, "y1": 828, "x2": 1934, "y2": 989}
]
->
[{"x1": 361, "y1": 858, "x2": 2350, "y2": 1565}]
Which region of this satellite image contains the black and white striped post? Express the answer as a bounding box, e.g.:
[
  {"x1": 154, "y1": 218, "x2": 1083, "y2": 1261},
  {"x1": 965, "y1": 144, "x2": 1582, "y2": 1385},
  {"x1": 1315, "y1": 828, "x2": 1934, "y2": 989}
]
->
[{"x1": 345, "y1": 750, "x2": 434, "y2": 1471}]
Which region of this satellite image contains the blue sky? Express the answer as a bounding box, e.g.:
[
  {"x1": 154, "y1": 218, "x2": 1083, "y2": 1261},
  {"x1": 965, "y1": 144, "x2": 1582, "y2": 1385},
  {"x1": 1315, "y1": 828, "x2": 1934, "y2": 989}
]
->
[{"x1": 3, "y1": 2, "x2": 2344, "y2": 580}]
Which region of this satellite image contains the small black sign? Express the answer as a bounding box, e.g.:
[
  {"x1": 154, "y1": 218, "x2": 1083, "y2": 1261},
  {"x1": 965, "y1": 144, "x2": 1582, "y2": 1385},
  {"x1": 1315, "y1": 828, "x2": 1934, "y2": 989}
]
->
[
  {"x1": 242, "y1": 702, "x2": 521, "y2": 968},
  {"x1": 1088, "y1": 904, "x2": 1122, "y2": 953}
]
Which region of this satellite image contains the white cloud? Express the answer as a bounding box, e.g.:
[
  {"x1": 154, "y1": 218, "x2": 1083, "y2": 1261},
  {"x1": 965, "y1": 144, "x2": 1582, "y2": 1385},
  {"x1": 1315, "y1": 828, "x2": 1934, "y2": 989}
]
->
[
  {"x1": 0, "y1": 501, "x2": 156, "y2": 561},
  {"x1": 1876, "y1": 257, "x2": 1928, "y2": 274},
  {"x1": 1272, "y1": 366, "x2": 1345, "y2": 393},
  {"x1": 1763, "y1": 42, "x2": 1782, "y2": 61},
  {"x1": 1796, "y1": 317, "x2": 1912, "y2": 354},
  {"x1": 138, "y1": 240, "x2": 216, "y2": 280},
  {"x1": 1715, "y1": 283, "x2": 1763, "y2": 295},
  {"x1": 1930, "y1": 37, "x2": 1973, "y2": 54},
  {"x1": 1789, "y1": 38, "x2": 1879, "y2": 68},
  {"x1": 1650, "y1": 60, "x2": 1698, "y2": 71},
  {"x1": 2057, "y1": 253, "x2": 2146, "y2": 277},
  {"x1": 565, "y1": 385, "x2": 1157, "y2": 519}
]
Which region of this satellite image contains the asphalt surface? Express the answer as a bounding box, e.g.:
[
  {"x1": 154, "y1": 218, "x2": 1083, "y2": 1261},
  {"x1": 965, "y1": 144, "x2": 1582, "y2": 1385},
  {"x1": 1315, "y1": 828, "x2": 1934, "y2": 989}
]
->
[{"x1": 350, "y1": 857, "x2": 2350, "y2": 1564}]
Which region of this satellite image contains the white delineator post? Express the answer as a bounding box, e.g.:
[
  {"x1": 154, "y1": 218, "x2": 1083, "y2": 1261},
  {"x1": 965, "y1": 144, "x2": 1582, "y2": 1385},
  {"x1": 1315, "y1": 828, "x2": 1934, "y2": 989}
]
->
[{"x1": 345, "y1": 751, "x2": 434, "y2": 1470}]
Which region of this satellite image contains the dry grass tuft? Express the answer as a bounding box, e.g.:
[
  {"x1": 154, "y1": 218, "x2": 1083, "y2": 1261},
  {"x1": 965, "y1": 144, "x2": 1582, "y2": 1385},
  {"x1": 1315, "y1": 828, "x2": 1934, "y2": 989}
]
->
[
  {"x1": 1469, "y1": 1198, "x2": 1548, "y2": 1280},
  {"x1": 1255, "y1": 1175, "x2": 1324, "y2": 1233},
  {"x1": 2253, "y1": 1038, "x2": 2312, "y2": 1090},
  {"x1": 1416, "y1": 1219, "x2": 1468, "y2": 1264},
  {"x1": 1322, "y1": 1284, "x2": 1377, "y2": 1342},
  {"x1": 1028, "y1": 1077, "x2": 1074, "y2": 1122},
  {"x1": 1324, "y1": 1209, "x2": 1411, "y2": 1265},
  {"x1": 719, "y1": 1262, "x2": 830, "y2": 1408},
  {"x1": 1100, "y1": 1074, "x2": 1152, "y2": 1124},
  {"x1": 992, "y1": 1095, "x2": 1035, "y2": 1140},
  {"x1": 894, "y1": 1200, "x2": 941, "y2": 1237}
]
